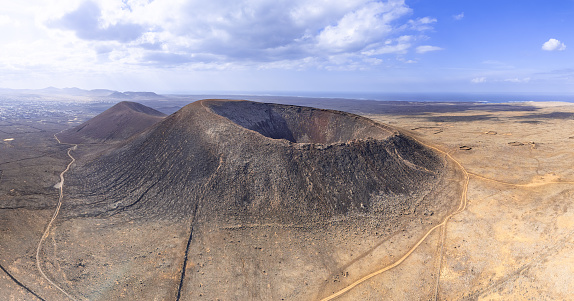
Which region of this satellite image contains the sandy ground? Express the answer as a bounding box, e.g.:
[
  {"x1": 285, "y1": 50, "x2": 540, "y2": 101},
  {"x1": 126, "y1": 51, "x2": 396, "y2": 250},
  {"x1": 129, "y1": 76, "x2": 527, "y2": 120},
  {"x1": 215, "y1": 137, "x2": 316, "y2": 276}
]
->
[{"x1": 358, "y1": 102, "x2": 574, "y2": 300}]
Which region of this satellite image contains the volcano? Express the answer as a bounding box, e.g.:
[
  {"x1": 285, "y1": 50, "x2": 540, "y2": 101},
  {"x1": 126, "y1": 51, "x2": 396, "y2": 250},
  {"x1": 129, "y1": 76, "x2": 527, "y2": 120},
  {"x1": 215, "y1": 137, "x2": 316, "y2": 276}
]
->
[
  {"x1": 58, "y1": 101, "x2": 166, "y2": 144},
  {"x1": 66, "y1": 99, "x2": 446, "y2": 223},
  {"x1": 51, "y1": 99, "x2": 462, "y2": 300}
]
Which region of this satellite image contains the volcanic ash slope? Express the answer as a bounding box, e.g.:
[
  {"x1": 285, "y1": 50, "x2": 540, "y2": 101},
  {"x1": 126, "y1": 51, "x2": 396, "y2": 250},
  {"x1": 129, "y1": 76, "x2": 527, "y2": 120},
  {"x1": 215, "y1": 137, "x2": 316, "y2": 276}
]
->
[{"x1": 57, "y1": 99, "x2": 463, "y2": 300}]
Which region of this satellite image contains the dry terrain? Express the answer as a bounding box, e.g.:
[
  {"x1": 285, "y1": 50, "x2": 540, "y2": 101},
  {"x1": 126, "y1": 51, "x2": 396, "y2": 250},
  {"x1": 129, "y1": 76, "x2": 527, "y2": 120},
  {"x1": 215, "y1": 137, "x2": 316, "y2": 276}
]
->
[
  {"x1": 360, "y1": 101, "x2": 574, "y2": 300},
  {"x1": 2, "y1": 98, "x2": 574, "y2": 300}
]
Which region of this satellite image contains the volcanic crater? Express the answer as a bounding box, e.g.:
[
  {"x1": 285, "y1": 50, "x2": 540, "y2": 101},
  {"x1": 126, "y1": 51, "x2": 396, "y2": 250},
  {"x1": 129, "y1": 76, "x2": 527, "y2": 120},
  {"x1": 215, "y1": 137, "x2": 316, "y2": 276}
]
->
[{"x1": 207, "y1": 100, "x2": 393, "y2": 144}]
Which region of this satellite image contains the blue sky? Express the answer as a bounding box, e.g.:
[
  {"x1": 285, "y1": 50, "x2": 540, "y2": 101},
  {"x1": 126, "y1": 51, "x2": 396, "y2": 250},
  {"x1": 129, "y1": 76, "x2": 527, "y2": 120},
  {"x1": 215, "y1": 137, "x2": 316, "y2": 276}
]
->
[{"x1": 0, "y1": 0, "x2": 572, "y2": 94}]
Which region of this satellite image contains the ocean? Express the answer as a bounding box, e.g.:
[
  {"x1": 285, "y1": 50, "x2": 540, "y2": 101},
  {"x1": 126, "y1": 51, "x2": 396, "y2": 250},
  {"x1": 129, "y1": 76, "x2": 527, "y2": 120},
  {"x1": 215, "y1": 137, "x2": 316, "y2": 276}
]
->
[{"x1": 260, "y1": 92, "x2": 574, "y2": 103}]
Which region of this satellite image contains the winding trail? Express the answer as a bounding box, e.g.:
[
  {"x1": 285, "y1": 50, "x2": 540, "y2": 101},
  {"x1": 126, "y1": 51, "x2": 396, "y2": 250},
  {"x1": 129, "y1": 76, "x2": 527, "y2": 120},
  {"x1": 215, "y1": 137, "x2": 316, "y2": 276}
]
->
[
  {"x1": 319, "y1": 137, "x2": 574, "y2": 300},
  {"x1": 35, "y1": 135, "x2": 77, "y2": 301},
  {"x1": 319, "y1": 138, "x2": 470, "y2": 301}
]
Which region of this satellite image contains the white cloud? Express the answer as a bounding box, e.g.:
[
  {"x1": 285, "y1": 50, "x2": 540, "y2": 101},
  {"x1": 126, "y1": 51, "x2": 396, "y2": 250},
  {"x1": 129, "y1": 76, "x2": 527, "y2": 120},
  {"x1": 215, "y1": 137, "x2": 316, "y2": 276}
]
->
[
  {"x1": 362, "y1": 35, "x2": 413, "y2": 55},
  {"x1": 408, "y1": 17, "x2": 437, "y2": 31},
  {"x1": 416, "y1": 45, "x2": 443, "y2": 53},
  {"x1": 471, "y1": 77, "x2": 486, "y2": 83},
  {"x1": 398, "y1": 57, "x2": 416, "y2": 63},
  {"x1": 453, "y1": 13, "x2": 464, "y2": 20},
  {"x1": 49, "y1": 1, "x2": 146, "y2": 42},
  {"x1": 0, "y1": 15, "x2": 16, "y2": 26},
  {"x1": 316, "y1": 1, "x2": 411, "y2": 53},
  {"x1": 46, "y1": 0, "x2": 429, "y2": 67},
  {"x1": 0, "y1": 0, "x2": 445, "y2": 83},
  {"x1": 542, "y1": 38, "x2": 566, "y2": 51}
]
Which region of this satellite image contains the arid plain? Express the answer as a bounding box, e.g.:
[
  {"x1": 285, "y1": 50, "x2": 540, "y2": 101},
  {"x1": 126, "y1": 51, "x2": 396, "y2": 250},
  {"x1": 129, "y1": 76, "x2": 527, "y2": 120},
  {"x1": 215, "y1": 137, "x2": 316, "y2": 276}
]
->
[
  {"x1": 1, "y1": 96, "x2": 574, "y2": 300},
  {"x1": 365, "y1": 101, "x2": 574, "y2": 300}
]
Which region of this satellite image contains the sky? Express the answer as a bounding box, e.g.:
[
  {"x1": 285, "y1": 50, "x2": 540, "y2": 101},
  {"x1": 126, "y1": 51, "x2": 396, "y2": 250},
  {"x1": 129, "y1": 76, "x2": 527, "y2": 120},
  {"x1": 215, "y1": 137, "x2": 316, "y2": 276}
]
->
[{"x1": 0, "y1": 0, "x2": 573, "y2": 94}]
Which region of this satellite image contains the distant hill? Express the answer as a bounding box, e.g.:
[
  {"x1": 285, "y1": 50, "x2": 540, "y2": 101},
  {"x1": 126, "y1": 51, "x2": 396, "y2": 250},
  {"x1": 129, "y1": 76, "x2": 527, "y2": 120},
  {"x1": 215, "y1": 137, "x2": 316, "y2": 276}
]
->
[
  {"x1": 39, "y1": 86, "x2": 62, "y2": 93},
  {"x1": 87, "y1": 89, "x2": 117, "y2": 96},
  {"x1": 57, "y1": 101, "x2": 166, "y2": 144},
  {"x1": 33, "y1": 87, "x2": 118, "y2": 97},
  {"x1": 108, "y1": 91, "x2": 163, "y2": 99},
  {"x1": 108, "y1": 91, "x2": 132, "y2": 99},
  {"x1": 124, "y1": 91, "x2": 161, "y2": 98},
  {"x1": 0, "y1": 87, "x2": 169, "y2": 99}
]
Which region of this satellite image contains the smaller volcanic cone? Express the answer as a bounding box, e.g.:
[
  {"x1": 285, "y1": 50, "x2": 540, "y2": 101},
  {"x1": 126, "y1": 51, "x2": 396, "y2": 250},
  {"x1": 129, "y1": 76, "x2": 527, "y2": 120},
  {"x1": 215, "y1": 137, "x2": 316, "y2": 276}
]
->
[{"x1": 58, "y1": 101, "x2": 166, "y2": 144}]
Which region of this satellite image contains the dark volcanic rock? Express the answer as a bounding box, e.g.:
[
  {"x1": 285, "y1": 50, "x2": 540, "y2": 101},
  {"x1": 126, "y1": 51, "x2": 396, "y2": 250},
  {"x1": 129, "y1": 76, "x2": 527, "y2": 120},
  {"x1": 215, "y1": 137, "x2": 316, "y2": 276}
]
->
[
  {"x1": 66, "y1": 100, "x2": 445, "y2": 225},
  {"x1": 58, "y1": 101, "x2": 166, "y2": 144}
]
